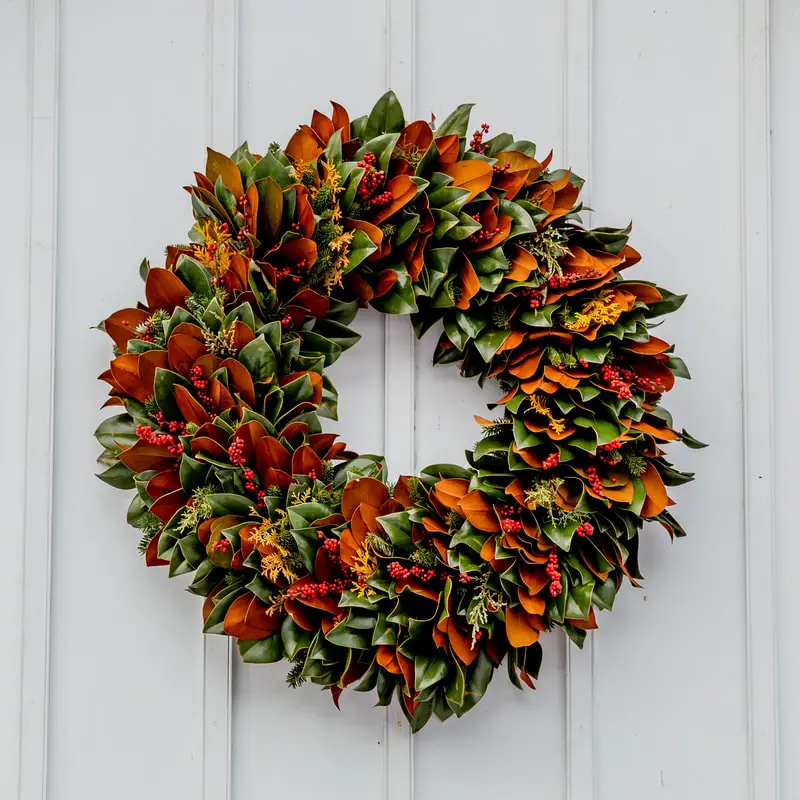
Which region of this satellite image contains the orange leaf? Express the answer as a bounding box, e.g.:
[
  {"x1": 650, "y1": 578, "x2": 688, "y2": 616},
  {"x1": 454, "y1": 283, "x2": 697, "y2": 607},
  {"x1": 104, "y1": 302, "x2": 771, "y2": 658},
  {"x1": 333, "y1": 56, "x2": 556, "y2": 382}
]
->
[
  {"x1": 443, "y1": 160, "x2": 493, "y2": 203},
  {"x1": 372, "y1": 175, "x2": 417, "y2": 225},
  {"x1": 330, "y1": 101, "x2": 351, "y2": 140},
  {"x1": 505, "y1": 605, "x2": 541, "y2": 648},
  {"x1": 150, "y1": 489, "x2": 187, "y2": 524},
  {"x1": 291, "y1": 445, "x2": 323, "y2": 478},
  {"x1": 285, "y1": 125, "x2": 323, "y2": 163},
  {"x1": 145, "y1": 268, "x2": 189, "y2": 313},
  {"x1": 433, "y1": 478, "x2": 469, "y2": 510},
  {"x1": 311, "y1": 109, "x2": 335, "y2": 143},
  {"x1": 341, "y1": 477, "x2": 390, "y2": 518},
  {"x1": 640, "y1": 463, "x2": 670, "y2": 517},
  {"x1": 435, "y1": 135, "x2": 460, "y2": 167},
  {"x1": 104, "y1": 308, "x2": 150, "y2": 351},
  {"x1": 459, "y1": 490, "x2": 501, "y2": 532},
  {"x1": 167, "y1": 334, "x2": 207, "y2": 375},
  {"x1": 206, "y1": 147, "x2": 244, "y2": 198},
  {"x1": 174, "y1": 384, "x2": 210, "y2": 426},
  {"x1": 377, "y1": 645, "x2": 401, "y2": 674},
  {"x1": 518, "y1": 587, "x2": 546, "y2": 615},
  {"x1": 224, "y1": 594, "x2": 281, "y2": 639}
]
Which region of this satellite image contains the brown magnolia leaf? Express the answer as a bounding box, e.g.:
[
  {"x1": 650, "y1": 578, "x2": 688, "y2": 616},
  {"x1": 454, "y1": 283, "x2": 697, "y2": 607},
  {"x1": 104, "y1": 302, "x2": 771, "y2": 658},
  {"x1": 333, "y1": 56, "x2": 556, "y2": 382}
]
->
[
  {"x1": 291, "y1": 445, "x2": 323, "y2": 478},
  {"x1": 145, "y1": 533, "x2": 169, "y2": 567},
  {"x1": 435, "y1": 135, "x2": 460, "y2": 167},
  {"x1": 433, "y1": 478, "x2": 469, "y2": 510},
  {"x1": 459, "y1": 490, "x2": 501, "y2": 533},
  {"x1": 330, "y1": 101, "x2": 351, "y2": 140},
  {"x1": 145, "y1": 268, "x2": 190, "y2": 313},
  {"x1": 104, "y1": 308, "x2": 150, "y2": 351},
  {"x1": 505, "y1": 605, "x2": 541, "y2": 648},
  {"x1": 206, "y1": 147, "x2": 244, "y2": 198},
  {"x1": 224, "y1": 593, "x2": 281, "y2": 639},
  {"x1": 640, "y1": 463, "x2": 670, "y2": 517},
  {"x1": 311, "y1": 109, "x2": 335, "y2": 143},
  {"x1": 285, "y1": 125, "x2": 323, "y2": 163},
  {"x1": 174, "y1": 384, "x2": 209, "y2": 426},
  {"x1": 443, "y1": 160, "x2": 493, "y2": 203},
  {"x1": 456, "y1": 255, "x2": 480, "y2": 310},
  {"x1": 150, "y1": 489, "x2": 187, "y2": 524},
  {"x1": 372, "y1": 175, "x2": 417, "y2": 225},
  {"x1": 341, "y1": 477, "x2": 390, "y2": 518}
]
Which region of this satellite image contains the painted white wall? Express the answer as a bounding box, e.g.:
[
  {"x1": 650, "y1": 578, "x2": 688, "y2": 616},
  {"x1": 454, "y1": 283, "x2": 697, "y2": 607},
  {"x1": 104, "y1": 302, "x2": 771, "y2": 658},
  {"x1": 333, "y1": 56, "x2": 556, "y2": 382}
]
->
[{"x1": 1, "y1": 1, "x2": 794, "y2": 798}]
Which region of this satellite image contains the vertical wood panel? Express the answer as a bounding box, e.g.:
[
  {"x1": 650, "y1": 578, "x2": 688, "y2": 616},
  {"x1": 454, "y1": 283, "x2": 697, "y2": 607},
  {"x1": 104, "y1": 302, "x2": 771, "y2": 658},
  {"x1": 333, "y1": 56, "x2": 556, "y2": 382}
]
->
[
  {"x1": 1, "y1": 1, "x2": 31, "y2": 794},
  {"x1": 591, "y1": 3, "x2": 748, "y2": 797},
  {"x1": 17, "y1": 1, "x2": 58, "y2": 798},
  {"x1": 561, "y1": 2, "x2": 595, "y2": 798},
  {"x1": 48, "y1": 3, "x2": 209, "y2": 798},
  {"x1": 384, "y1": 2, "x2": 416, "y2": 798},
  {"x1": 203, "y1": 4, "x2": 238, "y2": 798},
  {"x1": 770, "y1": 1, "x2": 799, "y2": 796},
  {"x1": 413, "y1": 3, "x2": 567, "y2": 799},
  {"x1": 231, "y1": 5, "x2": 389, "y2": 799},
  {"x1": 739, "y1": 0, "x2": 779, "y2": 797}
]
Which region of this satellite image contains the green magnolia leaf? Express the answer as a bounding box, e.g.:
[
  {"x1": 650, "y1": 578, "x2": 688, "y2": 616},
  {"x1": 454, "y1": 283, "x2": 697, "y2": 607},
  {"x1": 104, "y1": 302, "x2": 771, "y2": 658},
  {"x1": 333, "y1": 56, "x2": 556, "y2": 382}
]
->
[
  {"x1": 344, "y1": 229, "x2": 377, "y2": 273},
  {"x1": 415, "y1": 654, "x2": 448, "y2": 692},
  {"x1": 154, "y1": 368, "x2": 191, "y2": 421},
  {"x1": 364, "y1": 90, "x2": 405, "y2": 139},
  {"x1": 238, "y1": 336, "x2": 278, "y2": 382},
  {"x1": 97, "y1": 461, "x2": 135, "y2": 490},
  {"x1": 435, "y1": 103, "x2": 474, "y2": 138},
  {"x1": 239, "y1": 635, "x2": 284, "y2": 663},
  {"x1": 94, "y1": 414, "x2": 138, "y2": 449}
]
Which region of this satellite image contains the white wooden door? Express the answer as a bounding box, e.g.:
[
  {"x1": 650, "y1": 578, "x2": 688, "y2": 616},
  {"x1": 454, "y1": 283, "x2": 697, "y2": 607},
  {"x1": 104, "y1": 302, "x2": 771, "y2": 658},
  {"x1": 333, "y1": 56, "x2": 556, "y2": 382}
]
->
[{"x1": 2, "y1": 1, "x2": 797, "y2": 798}]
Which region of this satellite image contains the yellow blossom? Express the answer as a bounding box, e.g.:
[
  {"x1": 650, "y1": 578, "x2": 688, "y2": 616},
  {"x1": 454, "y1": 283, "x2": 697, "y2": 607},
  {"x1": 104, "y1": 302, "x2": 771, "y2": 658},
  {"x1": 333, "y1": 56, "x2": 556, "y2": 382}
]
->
[
  {"x1": 530, "y1": 393, "x2": 567, "y2": 435},
  {"x1": 565, "y1": 290, "x2": 622, "y2": 331}
]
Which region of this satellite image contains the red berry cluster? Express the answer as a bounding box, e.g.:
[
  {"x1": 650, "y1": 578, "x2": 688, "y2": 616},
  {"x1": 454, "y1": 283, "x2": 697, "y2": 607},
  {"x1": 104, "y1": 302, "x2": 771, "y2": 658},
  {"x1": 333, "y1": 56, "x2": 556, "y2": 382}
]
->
[
  {"x1": 228, "y1": 438, "x2": 246, "y2": 466},
  {"x1": 235, "y1": 196, "x2": 251, "y2": 241},
  {"x1": 492, "y1": 161, "x2": 512, "y2": 176},
  {"x1": 634, "y1": 373, "x2": 665, "y2": 393},
  {"x1": 597, "y1": 438, "x2": 623, "y2": 464},
  {"x1": 519, "y1": 286, "x2": 545, "y2": 309},
  {"x1": 387, "y1": 561, "x2": 439, "y2": 583},
  {"x1": 546, "y1": 550, "x2": 562, "y2": 597},
  {"x1": 497, "y1": 503, "x2": 518, "y2": 518},
  {"x1": 501, "y1": 517, "x2": 522, "y2": 533},
  {"x1": 575, "y1": 522, "x2": 594, "y2": 538},
  {"x1": 190, "y1": 365, "x2": 216, "y2": 412},
  {"x1": 468, "y1": 213, "x2": 500, "y2": 245},
  {"x1": 242, "y1": 468, "x2": 259, "y2": 493},
  {"x1": 600, "y1": 364, "x2": 633, "y2": 399},
  {"x1": 135, "y1": 424, "x2": 183, "y2": 455},
  {"x1": 280, "y1": 313, "x2": 293, "y2": 329},
  {"x1": 151, "y1": 410, "x2": 186, "y2": 435},
  {"x1": 274, "y1": 258, "x2": 308, "y2": 285},
  {"x1": 458, "y1": 573, "x2": 474, "y2": 584},
  {"x1": 285, "y1": 579, "x2": 350, "y2": 600},
  {"x1": 547, "y1": 268, "x2": 601, "y2": 289},
  {"x1": 320, "y1": 537, "x2": 348, "y2": 573},
  {"x1": 136, "y1": 318, "x2": 156, "y2": 343},
  {"x1": 356, "y1": 151, "x2": 388, "y2": 206},
  {"x1": 542, "y1": 451, "x2": 560, "y2": 470},
  {"x1": 211, "y1": 539, "x2": 231, "y2": 553},
  {"x1": 470, "y1": 123, "x2": 490, "y2": 153},
  {"x1": 307, "y1": 470, "x2": 318, "y2": 481},
  {"x1": 585, "y1": 465, "x2": 605, "y2": 497},
  {"x1": 497, "y1": 503, "x2": 522, "y2": 533}
]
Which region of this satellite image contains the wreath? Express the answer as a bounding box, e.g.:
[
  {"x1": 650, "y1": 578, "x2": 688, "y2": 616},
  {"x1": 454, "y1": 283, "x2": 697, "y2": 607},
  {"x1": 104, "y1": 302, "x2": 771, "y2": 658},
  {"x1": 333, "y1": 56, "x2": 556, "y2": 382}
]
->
[{"x1": 95, "y1": 91, "x2": 703, "y2": 730}]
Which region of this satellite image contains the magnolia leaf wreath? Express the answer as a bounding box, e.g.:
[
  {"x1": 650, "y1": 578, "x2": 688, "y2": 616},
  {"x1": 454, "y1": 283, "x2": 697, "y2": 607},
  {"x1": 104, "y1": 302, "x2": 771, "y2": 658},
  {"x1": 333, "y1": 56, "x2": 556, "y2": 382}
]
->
[{"x1": 95, "y1": 91, "x2": 704, "y2": 731}]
